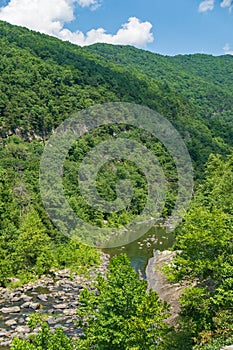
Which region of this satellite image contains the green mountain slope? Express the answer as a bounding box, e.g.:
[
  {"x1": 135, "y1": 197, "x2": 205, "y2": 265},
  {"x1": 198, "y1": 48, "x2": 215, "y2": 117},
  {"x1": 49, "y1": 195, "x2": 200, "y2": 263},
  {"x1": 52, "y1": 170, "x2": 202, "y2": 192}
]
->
[
  {"x1": 86, "y1": 43, "x2": 233, "y2": 117},
  {"x1": 0, "y1": 20, "x2": 232, "y2": 176},
  {"x1": 86, "y1": 43, "x2": 233, "y2": 167},
  {"x1": 0, "y1": 21, "x2": 191, "y2": 138},
  {"x1": 0, "y1": 21, "x2": 232, "y2": 350},
  {"x1": 0, "y1": 19, "x2": 232, "y2": 285}
]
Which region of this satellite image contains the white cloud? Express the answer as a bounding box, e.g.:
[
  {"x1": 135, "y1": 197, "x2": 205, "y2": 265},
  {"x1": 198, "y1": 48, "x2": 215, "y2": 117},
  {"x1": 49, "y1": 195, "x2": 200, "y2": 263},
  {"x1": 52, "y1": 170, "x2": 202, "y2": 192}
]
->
[
  {"x1": 220, "y1": 0, "x2": 233, "y2": 11},
  {"x1": 198, "y1": 0, "x2": 215, "y2": 12},
  {"x1": 223, "y1": 43, "x2": 233, "y2": 55},
  {"x1": 221, "y1": 0, "x2": 232, "y2": 8},
  {"x1": 0, "y1": 0, "x2": 153, "y2": 48},
  {"x1": 198, "y1": 0, "x2": 233, "y2": 12},
  {"x1": 76, "y1": 0, "x2": 101, "y2": 10},
  {"x1": 59, "y1": 17, "x2": 154, "y2": 47},
  {"x1": 77, "y1": 0, "x2": 97, "y2": 7},
  {"x1": 0, "y1": 0, "x2": 76, "y2": 36}
]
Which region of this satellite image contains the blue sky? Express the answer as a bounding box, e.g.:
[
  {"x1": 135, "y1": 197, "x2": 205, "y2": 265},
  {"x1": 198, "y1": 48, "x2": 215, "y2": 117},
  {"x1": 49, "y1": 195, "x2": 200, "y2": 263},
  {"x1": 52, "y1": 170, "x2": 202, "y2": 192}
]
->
[{"x1": 0, "y1": 0, "x2": 232, "y2": 56}]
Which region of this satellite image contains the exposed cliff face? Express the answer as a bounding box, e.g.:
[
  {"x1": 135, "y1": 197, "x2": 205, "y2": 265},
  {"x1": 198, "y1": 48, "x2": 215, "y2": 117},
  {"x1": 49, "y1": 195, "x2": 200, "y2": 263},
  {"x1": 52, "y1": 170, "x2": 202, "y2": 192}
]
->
[{"x1": 146, "y1": 250, "x2": 187, "y2": 325}]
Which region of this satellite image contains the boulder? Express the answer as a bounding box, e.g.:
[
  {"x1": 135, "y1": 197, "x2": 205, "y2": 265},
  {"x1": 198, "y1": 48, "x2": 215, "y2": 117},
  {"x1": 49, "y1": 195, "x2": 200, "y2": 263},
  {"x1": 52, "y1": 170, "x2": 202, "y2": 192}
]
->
[
  {"x1": 37, "y1": 294, "x2": 48, "y2": 302},
  {"x1": 15, "y1": 325, "x2": 30, "y2": 334},
  {"x1": 5, "y1": 319, "x2": 17, "y2": 326},
  {"x1": 1, "y1": 306, "x2": 20, "y2": 314},
  {"x1": 53, "y1": 303, "x2": 68, "y2": 309},
  {"x1": 146, "y1": 250, "x2": 188, "y2": 325}
]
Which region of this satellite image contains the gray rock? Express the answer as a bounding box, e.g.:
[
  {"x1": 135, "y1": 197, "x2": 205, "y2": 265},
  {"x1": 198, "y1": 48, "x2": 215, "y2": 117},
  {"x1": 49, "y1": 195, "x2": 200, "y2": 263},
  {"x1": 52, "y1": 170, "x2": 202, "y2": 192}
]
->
[
  {"x1": 146, "y1": 250, "x2": 187, "y2": 325},
  {"x1": 47, "y1": 309, "x2": 55, "y2": 314},
  {"x1": 20, "y1": 301, "x2": 30, "y2": 308},
  {"x1": 53, "y1": 316, "x2": 66, "y2": 324},
  {"x1": 21, "y1": 294, "x2": 33, "y2": 302},
  {"x1": 37, "y1": 294, "x2": 48, "y2": 302},
  {"x1": 18, "y1": 318, "x2": 25, "y2": 324},
  {"x1": 15, "y1": 325, "x2": 30, "y2": 333},
  {"x1": 0, "y1": 330, "x2": 8, "y2": 337},
  {"x1": 1, "y1": 306, "x2": 20, "y2": 314},
  {"x1": 29, "y1": 302, "x2": 40, "y2": 310},
  {"x1": 0, "y1": 253, "x2": 109, "y2": 345},
  {"x1": 31, "y1": 327, "x2": 40, "y2": 335},
  {"x1": 47, "y1": 317, "x2": 57, "y2": 325},
  {"x1": 12, "y1": 296, "x2": 22, "y2": 302},
  {"x1": 53, "y1": 303, "x2": 68, "y2": 309},
  {"x1": 0, "y1": 340, "x2": 11, "y2": 347},
  {"x1": 65, "y1": 319, "x2": 73, "y2": 324},
  {"x1": 63, "y1": 309, "x2": 77, "y2": 316},
  {"x1": 5, "y1": 319, "x2": 17, "y2": 327}
]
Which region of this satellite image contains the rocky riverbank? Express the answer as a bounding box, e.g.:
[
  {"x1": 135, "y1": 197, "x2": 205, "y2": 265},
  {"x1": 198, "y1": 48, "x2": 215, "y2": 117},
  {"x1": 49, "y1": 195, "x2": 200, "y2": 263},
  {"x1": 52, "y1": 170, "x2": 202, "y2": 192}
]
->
[
  {"x1": 0, "y1": 254, "x2": 109, "y2": 348},
  {"x1": 146, "y1": 250, "x2": 187, "y2": 325}
]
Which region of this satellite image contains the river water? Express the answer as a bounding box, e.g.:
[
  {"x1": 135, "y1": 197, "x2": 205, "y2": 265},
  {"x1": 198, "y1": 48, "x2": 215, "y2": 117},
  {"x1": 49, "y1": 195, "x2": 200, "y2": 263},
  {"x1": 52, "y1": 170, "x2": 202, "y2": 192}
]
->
[{"x1": 104, "y1": 225, "x2": 175, "y2": 278}]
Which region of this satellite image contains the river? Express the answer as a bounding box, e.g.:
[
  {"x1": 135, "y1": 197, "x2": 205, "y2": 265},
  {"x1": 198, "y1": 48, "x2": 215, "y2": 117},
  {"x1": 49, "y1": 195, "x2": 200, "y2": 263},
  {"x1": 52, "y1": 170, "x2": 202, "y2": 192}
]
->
[{"x1": 104, "y1": 225, "x2": 175, "y2": 278}]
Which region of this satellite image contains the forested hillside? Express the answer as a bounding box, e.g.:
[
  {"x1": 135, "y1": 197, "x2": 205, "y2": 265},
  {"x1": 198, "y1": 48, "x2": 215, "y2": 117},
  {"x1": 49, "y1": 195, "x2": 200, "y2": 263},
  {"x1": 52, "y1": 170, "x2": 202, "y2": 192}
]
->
[
  {"x1": 0, "y1": 20, "x2": 232, "y2": 349},
  {"x1": 167, "y1": 154, "x2": 233, "y2": 349},
  {"x1": 0, "y1": 21, "x2": 232, "y2": 177},
  {"x1": 87, "y1": 44, "x2": 233, "y2": 156},
  {"x1": 87, "y1": 44, "x2": 233, "y2": 117}
]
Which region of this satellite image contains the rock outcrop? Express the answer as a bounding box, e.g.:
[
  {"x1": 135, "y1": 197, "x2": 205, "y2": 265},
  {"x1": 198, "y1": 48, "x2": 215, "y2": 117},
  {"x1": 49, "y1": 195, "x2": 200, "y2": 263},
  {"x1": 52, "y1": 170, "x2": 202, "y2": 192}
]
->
[
  {"x1": 0, "y1": 254, "x2": 109, "y2": 348},
  {"x1": 146, "y1": 250, "x2": 188, "y2": 325}
]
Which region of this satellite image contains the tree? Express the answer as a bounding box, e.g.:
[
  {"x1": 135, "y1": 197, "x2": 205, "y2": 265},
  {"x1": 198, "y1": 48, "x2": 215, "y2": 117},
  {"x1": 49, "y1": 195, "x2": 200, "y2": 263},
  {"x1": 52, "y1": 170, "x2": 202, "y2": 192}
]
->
[
  {"x1": 77, "y1": 254, "x2": 170, "y2": 349},
  {"x1": 14, "y1": 209, "x2": 55, "y2": 276},
  {"x1": 167, "y1": 154, "x2": 233, "y2": 348},
  {"x1": 11, "y1": 323, "x2": 77, "y2": 350}
]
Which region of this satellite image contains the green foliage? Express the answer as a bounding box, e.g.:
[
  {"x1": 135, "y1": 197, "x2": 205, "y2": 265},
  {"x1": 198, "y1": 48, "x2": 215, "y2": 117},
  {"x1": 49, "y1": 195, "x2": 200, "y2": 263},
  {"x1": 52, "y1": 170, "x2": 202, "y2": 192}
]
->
[
  {"x1": 0, "y1": 135, "x2": 101, "y2": 286},
  {"x1": 15, "y1": 210, "x2": 54, "y2": 274},
  {"x1": 0, "y1": 20, "x2": 232, "y2": 178},
  {"x1": 27, "y1": 312, "x2": 47, "y2": 329},
  {"x1": 62, "y1": 125, "x2": 178, "y2": 229},
  {"x1": 77, "y1": 254, "x2": 170, "y2": 349},
  {"x1": 0, "y1": 19, "x2": 233, "y2": 349},
  {"x1": 167, "y1": 154, "x2": 233, "y2": 348},
  {"x1": 11, "y1": 323, "x2": 77, "y2": 350},
  {"x1": 87, "y1": 44, "x2": 233, "y2": 118},
  {"x1": 86, "y1": 44, "x2": 233, "y2": 177},
  {"x1": 55, "y1": 240, "x2": 100, "y2": 274}
]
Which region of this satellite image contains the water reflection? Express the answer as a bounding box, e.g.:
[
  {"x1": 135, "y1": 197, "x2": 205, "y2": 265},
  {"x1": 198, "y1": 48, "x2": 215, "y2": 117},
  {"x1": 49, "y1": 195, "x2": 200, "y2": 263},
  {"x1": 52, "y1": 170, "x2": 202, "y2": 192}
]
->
[{"x1": 103, "y1": 225, "x2": 175, "y2": 278}]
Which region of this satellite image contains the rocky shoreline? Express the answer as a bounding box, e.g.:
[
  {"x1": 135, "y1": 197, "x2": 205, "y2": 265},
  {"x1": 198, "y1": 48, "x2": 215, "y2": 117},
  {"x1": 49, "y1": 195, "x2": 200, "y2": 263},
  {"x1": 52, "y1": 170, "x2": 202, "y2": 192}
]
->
[
  {"x1": 146, "y1": 250, "x2": 187, "y2": 325},
  {"x1": 2, "y1": 250, "x2": 232, "y2": 350},
  {"x1": 0, "y1": 254, "x2": 109, "y2": 348}
]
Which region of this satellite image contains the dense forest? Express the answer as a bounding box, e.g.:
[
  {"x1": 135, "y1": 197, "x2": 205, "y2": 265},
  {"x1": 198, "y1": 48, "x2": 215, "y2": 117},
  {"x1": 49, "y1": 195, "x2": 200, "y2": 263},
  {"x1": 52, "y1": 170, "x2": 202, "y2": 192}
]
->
[{"x1": 0, "y1": 20, "x2": 233, "y2": 349}]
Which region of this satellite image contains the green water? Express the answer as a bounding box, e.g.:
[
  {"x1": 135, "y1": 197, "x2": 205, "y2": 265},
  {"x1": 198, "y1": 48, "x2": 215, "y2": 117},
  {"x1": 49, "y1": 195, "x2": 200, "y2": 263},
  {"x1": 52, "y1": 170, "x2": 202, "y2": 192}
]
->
[{"x1": 104, "y1": 225, "x2": 175, "y2": 278}]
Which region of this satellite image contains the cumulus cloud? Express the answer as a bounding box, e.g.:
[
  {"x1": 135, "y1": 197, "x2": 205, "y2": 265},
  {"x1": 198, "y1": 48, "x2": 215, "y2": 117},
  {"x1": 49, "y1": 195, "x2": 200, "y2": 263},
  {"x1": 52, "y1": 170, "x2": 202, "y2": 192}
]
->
[
  {"x1": 59, "y1": 17, "x2": 154, "y2": 47},
  {"x1": 221, "y1": 0, "x2": 232, "y2": 7},
  {"x1": 220, "y1": 0, "x2": 233, "y2": 11},
  {"x1": 198, "y1": 0, "x2": 232, "y2": 12},
  {"x1": 76, "y1": 0, "x2": 101, "y2": 10},
  {"x1": 77, "y1": 0, "x2": 98, "y2": 7},
  {"x1": 198, "y1": 0, "x2": 215, "y2": 12},
  {"x1": 223, "y1": 43, "x2": 233, "y2": 54},
  {"x1": 0, "y1": 0, "x2": 154, "y2": 48},
  {"x1": 0, "y1": 0, "x2": 73, "y2": 35}
]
